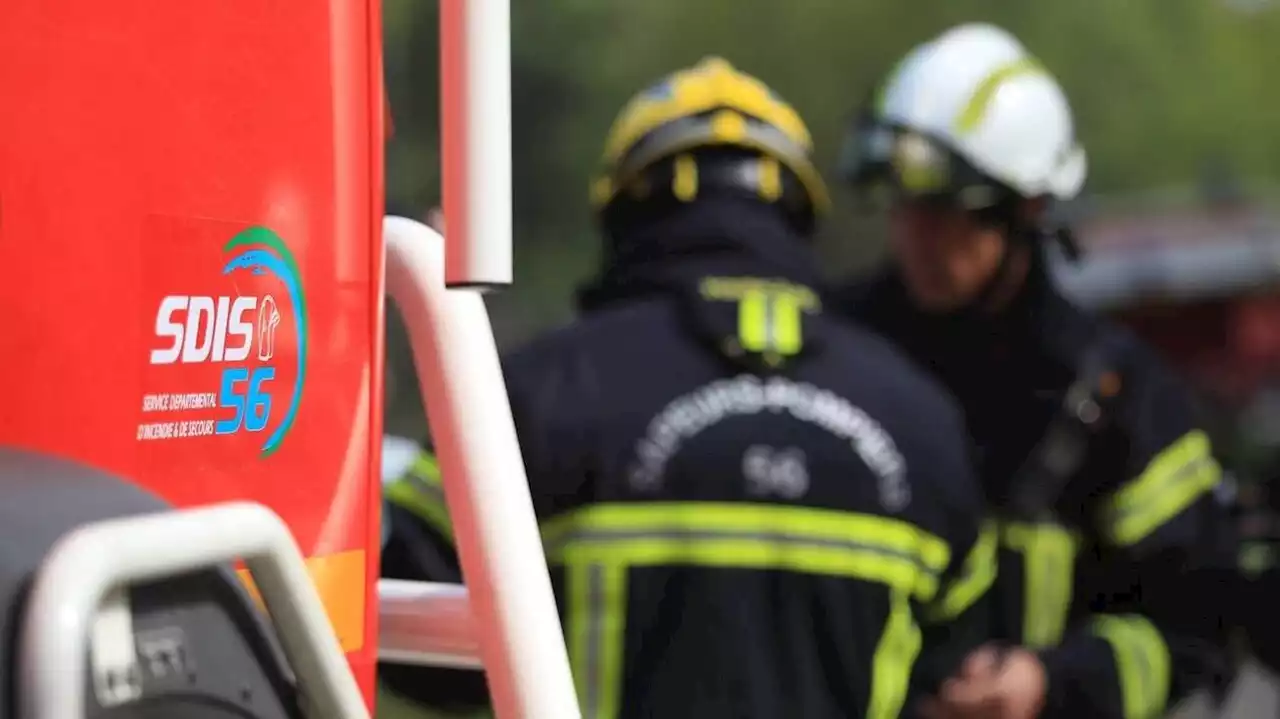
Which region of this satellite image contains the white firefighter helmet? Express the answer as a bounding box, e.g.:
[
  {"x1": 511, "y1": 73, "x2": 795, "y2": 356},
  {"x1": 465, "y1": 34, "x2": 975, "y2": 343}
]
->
[{"x1": 873, "y1": 23, "x2": 1087, "y2": 202}]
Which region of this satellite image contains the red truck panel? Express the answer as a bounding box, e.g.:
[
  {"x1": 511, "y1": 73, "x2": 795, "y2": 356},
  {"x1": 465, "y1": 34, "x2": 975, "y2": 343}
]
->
[{"x1": 0, "y1": 0, "x2": 385, "y2": 705}]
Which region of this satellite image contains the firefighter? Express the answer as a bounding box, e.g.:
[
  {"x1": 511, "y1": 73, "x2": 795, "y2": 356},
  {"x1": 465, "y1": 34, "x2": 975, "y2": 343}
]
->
[
  {"x1": 835, "y1": 24, "x2": 1235, "y2": 719},
  {"x1": 381, "y1": 57, "x2": 998, "y2": 718}
]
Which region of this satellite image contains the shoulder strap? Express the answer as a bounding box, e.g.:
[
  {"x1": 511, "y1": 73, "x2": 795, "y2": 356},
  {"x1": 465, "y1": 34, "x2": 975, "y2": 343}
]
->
[{"x1": 1007, "y1": 334, "x2": 1128, "y2": 519}]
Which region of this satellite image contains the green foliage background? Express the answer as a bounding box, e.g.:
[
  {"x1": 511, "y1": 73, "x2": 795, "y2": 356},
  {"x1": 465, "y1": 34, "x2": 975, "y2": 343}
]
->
[{"x1": 382, "y1": 0, "x2": 1280, "y2": 437}]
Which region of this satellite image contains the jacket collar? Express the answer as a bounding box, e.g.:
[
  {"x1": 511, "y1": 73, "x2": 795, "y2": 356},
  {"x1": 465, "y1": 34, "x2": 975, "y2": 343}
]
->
[{"x1": 576, "y1": 198, "x2": 823, "y2": 314}]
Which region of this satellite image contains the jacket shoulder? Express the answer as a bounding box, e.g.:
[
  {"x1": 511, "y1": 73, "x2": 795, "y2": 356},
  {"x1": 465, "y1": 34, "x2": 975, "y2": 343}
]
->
[
  {"x1": 807, "y1": 312, "x2": 978, "y2": 487},
  {"x1": 502, "y1": 299, "x2": 676, "y2": 382},
  {"x1": 815, "y1": 312, "x2": 955, "y2": 405},
  {"x1": 1096, "y1": 319, "x2": 1206, "y2": 441},
  {"x1": 1044, "y1": 301, "x2": 1184, "y2": 399}
]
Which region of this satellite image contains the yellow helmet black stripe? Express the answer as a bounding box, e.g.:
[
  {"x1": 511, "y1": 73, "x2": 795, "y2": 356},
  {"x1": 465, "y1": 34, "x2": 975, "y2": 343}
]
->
[{"x1": 591, "y1": 57, "x2": 830, "y2": 219}]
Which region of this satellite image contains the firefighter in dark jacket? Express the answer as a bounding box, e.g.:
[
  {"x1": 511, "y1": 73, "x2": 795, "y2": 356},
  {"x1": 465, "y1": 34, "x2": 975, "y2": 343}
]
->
[
  {"x1": 381, "y1": 57, "x2": 997, "y2": 719},
  {"x1": 835, "y1": 24, "x2": 1234, "y2": 719}
]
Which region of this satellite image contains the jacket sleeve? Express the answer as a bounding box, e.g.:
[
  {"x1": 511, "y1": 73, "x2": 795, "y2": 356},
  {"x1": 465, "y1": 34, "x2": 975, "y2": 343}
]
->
[
  {"x1": 379, "y1": 445, "x2": 492, "y2": 711},
  {"x1": 378, "y1": 351, "x2": 567, "y2": 712},
  {"x1": 1038, "y1": 357, "x2": 1234, "y2": 719},
  {"x1": 908, "y1": 414, "x2": 998, "y2": 705},
  {"x1": 912, "y1": 519, "x2": 998, "y2": 697}
]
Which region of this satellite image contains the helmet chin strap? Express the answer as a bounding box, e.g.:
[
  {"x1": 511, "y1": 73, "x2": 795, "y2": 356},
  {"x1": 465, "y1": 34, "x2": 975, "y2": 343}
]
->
[
  {"x1": 947, "y1": 220, "x2": 1039, "y2": 318},
  {"x1": 947, "y1": 194, "x2": 1082, "y2": 318}
]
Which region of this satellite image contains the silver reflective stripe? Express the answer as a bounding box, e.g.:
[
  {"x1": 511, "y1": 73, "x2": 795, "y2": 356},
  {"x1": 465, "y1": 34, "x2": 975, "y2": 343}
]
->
[{"x1": 584, "y1": 564, "x2": 606, "y2": 718}]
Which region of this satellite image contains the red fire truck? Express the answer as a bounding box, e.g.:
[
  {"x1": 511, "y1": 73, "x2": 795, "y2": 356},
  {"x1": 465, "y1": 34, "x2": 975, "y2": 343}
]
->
[{"x1": 0, "y1": 1, "x2": 579, "y2": 717}]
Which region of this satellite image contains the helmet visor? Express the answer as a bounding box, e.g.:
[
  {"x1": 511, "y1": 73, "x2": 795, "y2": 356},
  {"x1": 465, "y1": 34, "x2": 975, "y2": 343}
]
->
[{"x1": 841, "y1": 122, "x2": 1010, "y2": 212}]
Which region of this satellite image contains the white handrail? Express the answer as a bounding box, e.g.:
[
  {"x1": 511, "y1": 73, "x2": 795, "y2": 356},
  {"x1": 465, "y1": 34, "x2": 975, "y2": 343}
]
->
[
  {"x1": 378, "y1": 579, "x2": 481, "y2": 669},
  {"x1": 19, "y1": 500, "x2": 368, "y2": 719},
  {"x1": 440, "y1": 0, "x2": 512, "y2": 286},
  {"x1": 383, "y1": 216, "x2": 581, "y2": 718}
]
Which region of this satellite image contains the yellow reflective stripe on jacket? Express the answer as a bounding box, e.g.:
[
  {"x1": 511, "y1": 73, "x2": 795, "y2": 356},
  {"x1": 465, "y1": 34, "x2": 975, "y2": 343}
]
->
[
  {"x1": 737, "y1": 287, "x2": 805, "y2": 357},
  {"x1": 1104, "y1": 431, "x2": 1221, "y2": 547},
  {"x1": 1000, "y1": 521, "x2": 1080, "y2": 649},
  {"x1": 925, "y1": 521, "x2": 998, "y2": 622},
  {"x1": 1089, "y1": 614, "x2": 1171, "y2": 719},
  {"x1": 868, "y1": 588, "x2": 923, "y2": 719},
  {"x1": 543, "y1": 503, "x2": 950, "y2": 600},
  {"x1": 698, "y1": 276, "x2": 818, "y2": 363},
  {"x1": 384, "y1": 452, "x2": 454, "y2": 541},
  {"x1": 565, "y1": 562, "x2": 628, "y2": 719},
  {"x1": 543, "y1": 502, "x2": 951, "y2": 719}
]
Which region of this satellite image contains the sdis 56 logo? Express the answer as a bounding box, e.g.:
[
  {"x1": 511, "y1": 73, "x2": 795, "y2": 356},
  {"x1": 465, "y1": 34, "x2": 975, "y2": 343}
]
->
[{"x1": 137, "y1": 227, "x2": 308, "y2": 456}]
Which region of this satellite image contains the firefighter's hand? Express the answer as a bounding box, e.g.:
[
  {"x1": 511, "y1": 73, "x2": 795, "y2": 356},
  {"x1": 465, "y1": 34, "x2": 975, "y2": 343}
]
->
[{"x1": 918, "y1": 645, "x2": 1046, "y2": 719}]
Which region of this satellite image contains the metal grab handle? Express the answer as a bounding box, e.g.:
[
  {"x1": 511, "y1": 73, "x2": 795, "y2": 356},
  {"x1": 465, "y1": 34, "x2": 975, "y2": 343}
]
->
[
  {"x1": 384, "y1": 215, "x2": 581, "y2": 718},
  {"x1": 378, "y1": 579, "x2": 481, "y2": 669},
  {"x1": 19, "y1": 500, "x2": 369, "y2": 719}
]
